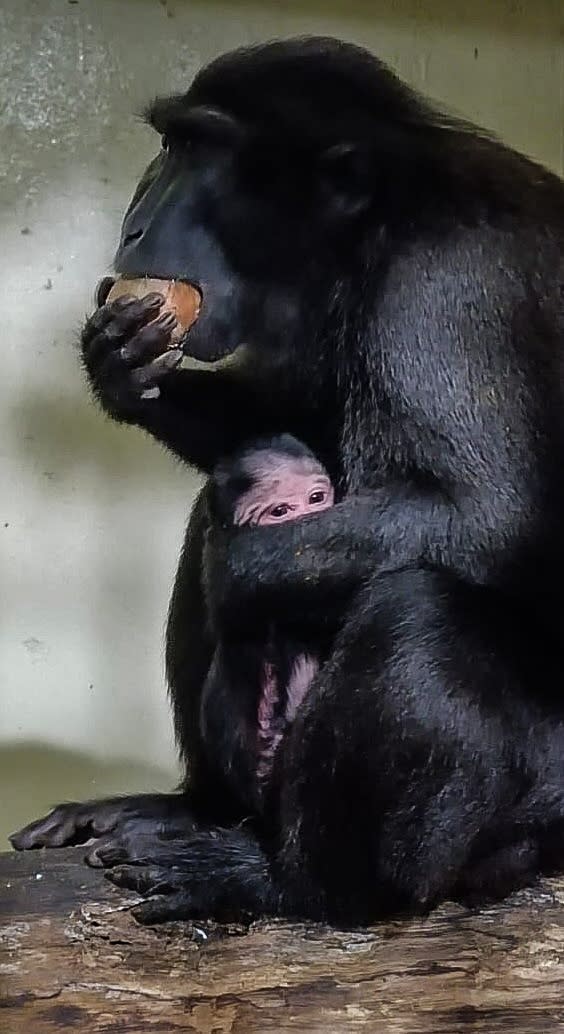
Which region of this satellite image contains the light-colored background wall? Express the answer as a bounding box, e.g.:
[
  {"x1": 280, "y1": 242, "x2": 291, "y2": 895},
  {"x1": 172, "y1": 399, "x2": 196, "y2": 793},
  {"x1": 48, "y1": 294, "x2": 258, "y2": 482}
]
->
[{"x1": 2, "y1": 0, "x2": 563, "y2": 848}]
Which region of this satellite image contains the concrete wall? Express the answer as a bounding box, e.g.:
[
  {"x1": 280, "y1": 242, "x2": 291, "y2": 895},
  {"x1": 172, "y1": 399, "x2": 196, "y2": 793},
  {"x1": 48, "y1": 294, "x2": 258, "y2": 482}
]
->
[{"x1": 2, "y1": 0, "x2": 563, "y2": 845}]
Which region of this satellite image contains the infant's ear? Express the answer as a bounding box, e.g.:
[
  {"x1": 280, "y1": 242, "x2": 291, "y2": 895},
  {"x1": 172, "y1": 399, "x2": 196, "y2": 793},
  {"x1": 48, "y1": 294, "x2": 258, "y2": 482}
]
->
[
  {"x1": 207, "y1": 462, "x2": 250, "y2": 528},
  {"x1": 206, "y1": 471, "x2": 226, "y2": 525}
]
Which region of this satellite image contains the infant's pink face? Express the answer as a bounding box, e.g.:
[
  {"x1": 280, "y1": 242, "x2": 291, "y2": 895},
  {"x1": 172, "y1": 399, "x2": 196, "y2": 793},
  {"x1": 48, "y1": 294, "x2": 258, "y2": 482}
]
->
[{"x1": 234, "y1": 452, "x2": 335, "y2": 527}]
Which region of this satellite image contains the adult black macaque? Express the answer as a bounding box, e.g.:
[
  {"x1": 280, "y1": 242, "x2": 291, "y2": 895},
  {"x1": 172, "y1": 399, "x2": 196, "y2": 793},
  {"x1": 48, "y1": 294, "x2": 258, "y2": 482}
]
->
[{"x1": 12, "y1": 37, "x2": 564, "y2": 925}]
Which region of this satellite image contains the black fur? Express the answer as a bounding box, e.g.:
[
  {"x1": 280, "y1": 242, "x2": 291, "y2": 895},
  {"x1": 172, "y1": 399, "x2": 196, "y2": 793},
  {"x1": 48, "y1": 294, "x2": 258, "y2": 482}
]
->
[{"x1": 12, "y1": 37, "x2": 564, "y2": 925}]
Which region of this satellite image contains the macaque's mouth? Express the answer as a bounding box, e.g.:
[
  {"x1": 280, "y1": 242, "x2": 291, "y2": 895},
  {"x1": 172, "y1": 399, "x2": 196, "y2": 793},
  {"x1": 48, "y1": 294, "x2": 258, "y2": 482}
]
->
[
  {"x1": 95, "y1": 275, "x2": 116, "y2": 307},
  {"x1": 94, "y1": 275, "x2": 244, "y2": 366},
  {"x1": 95, "y1": 276, "x2": 202, "y2": 313}
]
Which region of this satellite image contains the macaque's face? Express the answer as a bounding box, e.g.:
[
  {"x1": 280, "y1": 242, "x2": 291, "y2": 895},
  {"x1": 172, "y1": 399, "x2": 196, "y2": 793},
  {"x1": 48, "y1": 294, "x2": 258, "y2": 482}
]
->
[{"x1": 233, "y1": 451, "x2": 335, "y2": 527}]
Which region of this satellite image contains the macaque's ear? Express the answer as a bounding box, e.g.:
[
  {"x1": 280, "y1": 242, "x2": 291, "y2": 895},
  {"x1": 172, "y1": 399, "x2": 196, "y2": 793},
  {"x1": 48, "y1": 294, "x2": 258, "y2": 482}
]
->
[{"x1": 318, "y1": 142, "x2": 372, "y2": 220}]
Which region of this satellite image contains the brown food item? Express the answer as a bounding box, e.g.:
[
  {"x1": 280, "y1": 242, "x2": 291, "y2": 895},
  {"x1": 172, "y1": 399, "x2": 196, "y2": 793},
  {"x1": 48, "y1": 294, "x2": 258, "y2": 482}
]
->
[{"x1": 106, "y1": 277, "x2": 201, "y2": 345}]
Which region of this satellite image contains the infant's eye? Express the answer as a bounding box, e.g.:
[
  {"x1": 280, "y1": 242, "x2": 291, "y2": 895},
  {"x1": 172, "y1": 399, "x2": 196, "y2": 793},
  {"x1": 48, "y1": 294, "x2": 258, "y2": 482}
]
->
[
  {"x1": 309, "y1": 490, "x2": 325, "y2": 505},
  {"x1": 270, "y1": 504, "x2": 290, "y2": 518}
]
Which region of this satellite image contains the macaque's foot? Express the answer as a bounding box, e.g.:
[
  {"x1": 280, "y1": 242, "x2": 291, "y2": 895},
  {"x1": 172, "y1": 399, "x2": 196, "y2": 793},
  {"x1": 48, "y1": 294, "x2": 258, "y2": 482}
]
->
[
  {"x1": 10, "y1": 793, "x2": 196, "y2": 851},
  {"x1": 103, "y1": 827, "x2": 275, "y2": 924}
]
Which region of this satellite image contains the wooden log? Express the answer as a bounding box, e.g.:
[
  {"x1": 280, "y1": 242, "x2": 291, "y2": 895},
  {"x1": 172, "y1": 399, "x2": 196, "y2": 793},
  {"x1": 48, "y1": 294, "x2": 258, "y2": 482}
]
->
[{"x1": 2, "y1": 847, "x2": 564, "y2": 1032}]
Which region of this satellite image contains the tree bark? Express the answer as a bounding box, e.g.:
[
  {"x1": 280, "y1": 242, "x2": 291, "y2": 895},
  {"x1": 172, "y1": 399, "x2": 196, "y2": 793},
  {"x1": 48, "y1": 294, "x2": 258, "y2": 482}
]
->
[{"x1": 2, "y1": 847, "x2": 564, "y2": 1032}]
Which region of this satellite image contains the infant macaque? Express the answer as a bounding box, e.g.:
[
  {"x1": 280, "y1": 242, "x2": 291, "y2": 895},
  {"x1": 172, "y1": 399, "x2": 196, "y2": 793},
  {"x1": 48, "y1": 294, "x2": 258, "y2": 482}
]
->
[
  {"x1": 212, "y1": 433, "x2": 335, "y2": 527},
  {"x1": 202, "y1": 435, "x2": 335, "y2": 805}
]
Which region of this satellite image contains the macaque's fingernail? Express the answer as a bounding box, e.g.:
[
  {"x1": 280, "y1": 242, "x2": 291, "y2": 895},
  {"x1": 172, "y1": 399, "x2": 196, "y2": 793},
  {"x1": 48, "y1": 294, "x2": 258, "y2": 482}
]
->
[{"x1": 156, "y1": 348, "x2": 183, "y2": 364}]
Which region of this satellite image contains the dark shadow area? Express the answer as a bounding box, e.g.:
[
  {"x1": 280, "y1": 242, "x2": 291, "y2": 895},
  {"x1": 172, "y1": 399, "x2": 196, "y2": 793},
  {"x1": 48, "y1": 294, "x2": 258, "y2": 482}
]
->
[{"x1": 1, "y1": 742, "x2": 180, "y2": 851}]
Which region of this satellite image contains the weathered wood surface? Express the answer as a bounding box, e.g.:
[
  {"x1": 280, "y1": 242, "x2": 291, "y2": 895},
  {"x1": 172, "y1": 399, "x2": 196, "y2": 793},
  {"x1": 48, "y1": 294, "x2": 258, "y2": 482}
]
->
[{"x1": 2, "y1": 849, "x2": 564, "y2": 1032}]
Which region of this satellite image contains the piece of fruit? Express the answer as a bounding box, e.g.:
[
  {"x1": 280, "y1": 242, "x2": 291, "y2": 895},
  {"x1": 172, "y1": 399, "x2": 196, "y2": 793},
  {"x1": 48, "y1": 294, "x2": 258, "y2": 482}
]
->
[{"x1": 106, "y1": 277, "x2": 201, "y2": 344}]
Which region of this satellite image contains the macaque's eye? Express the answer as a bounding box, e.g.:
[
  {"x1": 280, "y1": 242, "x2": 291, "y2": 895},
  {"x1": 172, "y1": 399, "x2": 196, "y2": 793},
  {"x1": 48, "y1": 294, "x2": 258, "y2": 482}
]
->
[
  {"x1": 161, "y1": 134, "x2": 170, "y2": 152},
  {"x1": 309, "y1": 490, "x2": 326, "y2": 505},
  {"x1": 269, "y1": 503, "x2": 291, "y2": 519}
]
